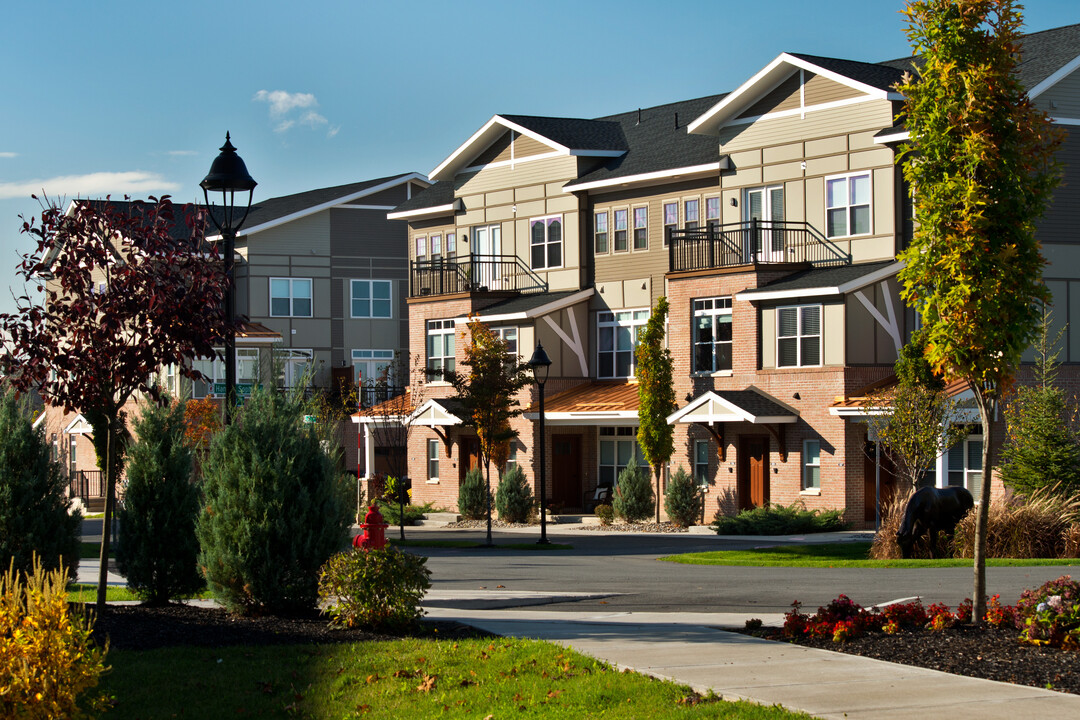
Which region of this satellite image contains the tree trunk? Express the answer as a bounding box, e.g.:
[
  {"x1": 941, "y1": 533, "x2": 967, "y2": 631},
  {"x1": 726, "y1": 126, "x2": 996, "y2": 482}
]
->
[
  {"x1": 484, "y1": 456, "x2": 493, "y2": 547},
  {"x1": 972, "y1": 385, "x2": 994, "y2": 627},
  {"x1": 96, "y1": 427, "x2": 113, "y2": 614},
  {"x1": 654, "y1": 464, "x2": 662, "y2": 524}
]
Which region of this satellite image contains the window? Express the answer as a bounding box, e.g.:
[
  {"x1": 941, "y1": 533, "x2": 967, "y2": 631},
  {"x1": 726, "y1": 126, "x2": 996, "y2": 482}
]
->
[
  {"x1": 446, "y1": 231, "x2": 456, "y2": 255},
  {"x1": 427, "y1": 320, "x2": 455, "y2": 378},
  {"x1": 826, "y1": 172, "x2": 871, "y2": 238},
  {"x1": 663, "y1": 202, "x2": 678, "y2": 246},
  {"x1": 270, "y1": 278, "x2": 312, "y2": 317},
  {"x1": 50, "y1": 433, "x2": 58, "y2": 462},
  {"x1": 594, "y1": 211, "x2": 608, "y2": 254},
  {"x1": 803, "y1": 439, "x2": 821, "y2": 489},
  {"x1": 415, "y1": 236, "x2": 426, "y2": 257},
  {"x1": 276, "y1": 349, "x2": 313, "y2": 388},
  {"x1": 192, "y1": 354, "x2": 222, "y2": 399},
  {"x1": 613, "y1": 209, "x2": 628, "y2": 252},
  {"x1": 493, "y1": 327, "x2": 518, "y2": 355},
  {"x1": 352, "y1": 349, "x2": 395, "y2": 385},
  {"x1": 777, "y1": 305, "x2": 821, "y2": 367},
  {"x1": 684, "y1": 199, "x2": 700, "y2": 229},
  {"x1": 428, "y1": 439, "x2": 440, "y2": 481},
  {"x1": 693, "y1": 297, "x2": 733, "y2": 373},
  {"x1": 705, "y1": 197, "x2": 721, "y2": 228},
  {"x1": 237, "y1": 349, "x2": 258, "y2": 385},
  {"x1": 599, "y1": 427, "x2": 646, "y2": 488},
  {"x1": 165, "y1": 364, "x2": 178, "y2": 396},
  {"x1": 694, "y1": 440, "x2": 710, "y2": 487},
  {"x1": 597, "y1": 309, "x2": 649, "y2": 378},
  {"x1": 948, "y1": 434, "x2": 983, "y2": 501},
  {"x1": 351, "y1": 280, "x2": 392, "y2": 319},
  {"x1": 633, "y1": 207, "x2": 648, "y2": 250},
  {"x1": 506, "y1": 442, "x2": 518, "y2": 470},
  {"x1": 430, "y1": 234, "x2": 441, "y2": 256},
  {"x1": 69, "y1": 435, "x2": 77, "y2": 477},
  {"x1": 530, "y1": 215, "x2": 562, "y2": 269}
]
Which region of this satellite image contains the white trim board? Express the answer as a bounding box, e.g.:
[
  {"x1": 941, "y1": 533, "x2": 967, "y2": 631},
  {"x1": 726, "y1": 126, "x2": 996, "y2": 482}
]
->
[
  {"x1": 386, "y1": 200, "x2": 460, "y2": 221},
  {"x1": 564, "y1": 162, "x2": 721, "y2": 193},
  {"x1": 1030, "y1": 52, "x2": 1080, "y2": 99},
  {"x1": 451, "y1": 288, "x2": 594, "y2": 324},
  {"x1": 735, "y1": 261, "x2": 904, "y2": 302}
]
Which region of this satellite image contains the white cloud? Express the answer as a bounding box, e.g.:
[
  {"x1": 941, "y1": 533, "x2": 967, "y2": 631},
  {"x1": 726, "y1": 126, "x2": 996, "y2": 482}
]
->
[
  {"x1": 167, "y1": 150, "x2": 198, "y2": 156},
  {"x1": 0, "y1": 171, "x2": 180, "y2": 201},
  {"x1": 327, "y1": 125, "x2": 341, "y2": 139},
  {"x1": 0, "y1": 152, "x2": 17, "y2": 158},
  {"x1": 254, "y1": 90, "x2": 334, "y2": 135}
]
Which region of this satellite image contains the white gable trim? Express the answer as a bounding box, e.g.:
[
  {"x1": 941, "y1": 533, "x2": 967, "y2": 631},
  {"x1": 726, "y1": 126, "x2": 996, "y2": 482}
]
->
[
  {"x1": 689, "y1": 53, "x2": 902, "y2": 135},
  {"x1": 666, "y1": 390, "x2": 799, "y2": 426},
  {"x1": 407, "y1": 399, "x2": 464, "y2": 427},
  {"x1": 1030, "y1": 52, "x2": 1080, "y2": 99},
  {"x1": 874, "y1": 129, "x2": 910, "y2": 144},
  {"x1": 735, "y1": 261, "x2": 904, "y2": 302},
  {"x1": 207, "y1": 172, "x2": 429, "y2": 241},
  {"x1": 564, "y1": 162, "x2": 721, "y2": 192},
  {"x1": 724, "y1": 94, "x2": 882, "y2": 129},
  {"x1": 386, "y1": 200, "x2": 460, "y2": 221},
  {"x1": 64, "y1": 414, "x2": 94, "y2": 435}
]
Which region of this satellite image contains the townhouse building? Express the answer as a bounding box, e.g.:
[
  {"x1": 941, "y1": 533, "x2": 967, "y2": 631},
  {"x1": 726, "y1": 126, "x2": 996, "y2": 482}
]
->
[
  {"x1": 46, "y1": 172, "x2": 428, "y2": 507},
  {"x1": 390, "y1": 24, "x2": 1080, "y2": 527}
]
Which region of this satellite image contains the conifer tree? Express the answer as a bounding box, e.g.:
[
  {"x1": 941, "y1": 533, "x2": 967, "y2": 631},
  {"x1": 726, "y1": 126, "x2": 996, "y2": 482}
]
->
[{"x1": 636, "y1": 297, "x2": 676, "y2": 523}]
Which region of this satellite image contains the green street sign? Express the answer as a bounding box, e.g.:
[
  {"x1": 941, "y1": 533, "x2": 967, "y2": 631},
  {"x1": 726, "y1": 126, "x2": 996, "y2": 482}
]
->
[
  {"x1": 303, "y1": 415, "x2": 317, "y2": 424},
  {"x1": 212, "y1": 382, "x2": 255, "y2": 396}
]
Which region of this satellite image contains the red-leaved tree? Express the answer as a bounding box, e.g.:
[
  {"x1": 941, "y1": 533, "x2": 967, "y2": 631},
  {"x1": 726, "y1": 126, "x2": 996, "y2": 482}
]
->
[{"x1": 0, "y1": 196, "x2": 232, "y2": 611}]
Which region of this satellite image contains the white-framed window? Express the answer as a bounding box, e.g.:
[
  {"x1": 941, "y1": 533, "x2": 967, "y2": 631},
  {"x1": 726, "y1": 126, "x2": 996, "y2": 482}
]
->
[
  {"x1": 270, "y1": 278, "x2": 312, "y2": 317},
  {"x1": 428, "y1": 439, "x2": 440, "y2": 481},
  {"x1": 237, "y1": 348, "x2": 259, "y2": 385},
  {"x1": 165, "y1": 364, "x2": 178, "y2": 396},
  {"x1": 594, "y1": 211, "x2": 609, "y2": 254},
  {"x1": 493, "y1": 326, "x2": 518, "y2": 355},
  {"x1": 633, "y1": 206, "x2": 648, "y2": 250},
  {"x1": 530, "y1": 215, "x2": 562, "y2": 269},
  {"x1": 350, "y1": 279, "x2": 392, "y2": 319},
  {"x1": 777, "y1": 305, "x2": 822, "y2": 368},
  {"x1": 597, "y1": 309, "x2": 649, "y2": 378},
  {"x1": 599, "y1": 426, "x2": 646, "y2": 488},
  {"x1": 613, "y1": 208, "x2": 628, "y2": 252},
  {"x1": 69, "y1": 435, "x2": 77, "y2": 476},
  {"x1": 684, "y1": 198, "x2": 700, "y2": 229},
  {"x1": 506, "y1": 442, "x2": 518, "y2": 470},
  {"x1": 803, "y1": 439, "x2": 821, "y2": 489},
  {"x1": 825, "y1": 172, "x2": 872, "y2": 238},
  {"x1": 446, "y1": 231, "x2": 457, "y2": 255},
  {"x1": 352, "y1": 349, "x2": 395, "y2": 385},
  {"x1": 947, "y1": 434, "x2": 983, "y2": 501},
  {"x1": 430, "y1": 234, "x2": 442, "y2": 257},
  {"x1": 192, "y1": 354, "x2": 223, "y2": 399},
  {"x1": 427, "y1": 320, "x2": 455, "y2": 378},
  {"x1": 415, "y1": 236, "x2": 426, "y2": 257},
  {"x1": 693, "y1": 297, "x2": 733, "y2": 373},
  {"x1": 663, "y1": 201, "x2": 678, "y2": 246},
  {"x1": 694, "y1": 440, "x2": 710, "y2": 487},
  {"x1": 276, "y1": 349, "x2": 313, "y2": 388},
  {"x1": 705, "y1": 196, "x2": 722, "y2": 228}
]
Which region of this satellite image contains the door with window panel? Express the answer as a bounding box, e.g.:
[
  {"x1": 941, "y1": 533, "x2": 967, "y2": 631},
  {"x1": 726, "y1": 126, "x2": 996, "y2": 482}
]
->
[
  {"x1": 744, "y1": 186, "x2": 785, "y2": 262},
  {"x1": 598, "y1": 427, "x2": 646, "y2": 489},
  {"x1": 472, "y1": 225, "x2": 501, "y2": 288}
]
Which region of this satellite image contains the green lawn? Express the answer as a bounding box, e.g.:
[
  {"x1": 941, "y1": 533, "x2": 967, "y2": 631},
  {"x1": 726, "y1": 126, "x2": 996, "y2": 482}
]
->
[
  {"x1": 660, "y1": 542, "x2": 1080, "y2": 568},
  {"x1": 67, "y1": 584, "x2": 213, "y2": 603},
  {"x1": 100, "y1": 638, "x2": 815, "y2": 719},
  {"x1": 80, "y1": 541, "x2": 113, "y2": 559},
  {"x1": 390, "y1": 538, "x2": 573, "y2": 551}
]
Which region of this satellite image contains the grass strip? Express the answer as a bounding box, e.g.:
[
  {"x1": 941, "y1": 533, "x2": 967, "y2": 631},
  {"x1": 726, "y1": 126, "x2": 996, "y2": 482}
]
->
[
  {"x1": 661, "y1": 542, "x2": 1080, "y2": 568},
  {"x1": 67, "y1": 584, "x2": 213, "y2": 603},
  {"x1": 100, "y1": 638, "x2": 814, "y2": 719},
  {"x1": 80, "y1": 541, "x2": 113, "y2": 559},
  {"x1": 390, "y1": 539, "x2": 573, "y2": 551}
]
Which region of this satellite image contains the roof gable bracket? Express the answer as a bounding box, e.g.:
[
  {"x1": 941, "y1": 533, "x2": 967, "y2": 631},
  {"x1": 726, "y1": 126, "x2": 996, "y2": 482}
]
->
[
  {"x1": 433, "y1": 426, "x2": 453, "y2": 457},
  {"x1": 695, "y1": 422, "x2": 726, "y2": 462},
  {"x1": 765, "y1": 423, "x2": 788, "y2": 463},
  {"x1": 543, "y1": 307, "x2": 588, "y2": 376},
  {"x1": 853, "y1": 281, "x2": 902, "y2": 354}
]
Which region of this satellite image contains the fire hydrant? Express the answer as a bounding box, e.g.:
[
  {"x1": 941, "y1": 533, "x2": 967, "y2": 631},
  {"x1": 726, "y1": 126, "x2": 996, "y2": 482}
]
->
[{"x1": 353, "y1": 504, "x2": 388, "y2": 550}]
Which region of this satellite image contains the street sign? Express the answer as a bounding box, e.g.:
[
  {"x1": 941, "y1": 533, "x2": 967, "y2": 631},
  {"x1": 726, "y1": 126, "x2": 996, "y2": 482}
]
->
[
  {"x1": 212, "y1": 382, "x2": 256, "y2": 396},
  {"x1": 303, "y1": 415, "x2": 317, "y2": 424}
]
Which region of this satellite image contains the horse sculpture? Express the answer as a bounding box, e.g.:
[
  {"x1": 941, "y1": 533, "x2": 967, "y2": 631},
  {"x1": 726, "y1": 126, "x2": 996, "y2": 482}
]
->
[{"x1": 896, "y1": 486, "x2": 975, "y2": 559}]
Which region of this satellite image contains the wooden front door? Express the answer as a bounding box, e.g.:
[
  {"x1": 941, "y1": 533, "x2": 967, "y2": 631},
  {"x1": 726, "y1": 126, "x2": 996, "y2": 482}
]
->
[
  {"x1": 863, "y1": 442, "x2": 898, "y2": 524},
  {"x1": 551, "y1": 435, "x2": 582, "y2": 509},
  {"x1": 459, "y1": 437, "x2": 481, "y2": 483},
  {"x1": 738, "y1": 437, "x2": 770, "y2": 510}
]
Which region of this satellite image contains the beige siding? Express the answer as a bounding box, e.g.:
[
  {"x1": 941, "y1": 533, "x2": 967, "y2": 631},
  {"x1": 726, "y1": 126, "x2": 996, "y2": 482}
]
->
[
  {"x1": 738, "y1": 71, "x2": 801, "y2": 119},
  {"x1": 472, "y1": 131, "x2": 513, "y2": 166},
  {"x1": 719, "y1": 101, "x2": 895, "y2": 153},
  {"x1": 515, "y1": 133, "x2": 552, "y2": 158},
  {"x1": 824, "y1": 302, "x2": 844, "y2": 366},
  {"x1": 1039, "y1": 128, "x2": 1080, "y2": 245},
  {"x1": 457, "y1": 156, "x2": 578, "y2": 196},
  {"x1": 804, "y1": 72, "x2": 863, "y2": 105},
  {"x1": 533, "y1": 300, "x2": 590, "y2": 377},
  {"x1": 1036, "y1": 67, "x2": 1080, "y2": 118}
]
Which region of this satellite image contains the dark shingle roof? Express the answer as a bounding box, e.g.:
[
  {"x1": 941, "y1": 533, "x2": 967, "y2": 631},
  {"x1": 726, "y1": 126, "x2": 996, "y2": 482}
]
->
[
  {"x1": 716, "y1": 390, "x2": 797, "y2": 419},
  {"x1": 239, "y1": 173, "x2": 417, "y2": 230},
  {"x1": 499, "y1": 115, "x2": 628, "y2": 152},
  {"x1": 788, "y1": 53, "x2": 906, "y2": 92},
  {"x1": 471, "y1": 290, "x2": 584, "y2": 318},
  {"x1": 387, "y1": 180, "x2": 455, "y2": 216},
  {"x1": 739, "y1": 260, "x2": 898, "y2": 298}
]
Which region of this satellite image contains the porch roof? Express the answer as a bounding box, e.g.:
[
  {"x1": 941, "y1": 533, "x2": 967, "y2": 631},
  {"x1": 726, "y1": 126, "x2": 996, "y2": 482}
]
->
[
  {"x1": 524, "y1": 380, "x2": 640, "y2": 425},
  {"x1": 352, "y1": 389, "x2": 416, "y2": 424},
  {"x1": 237, "y1": 321, "x2": 282, "y2": 344},
  {"x1": 406, "y1": 397, "x2": 468, "y2": 427},
  {"x1": 829, "y1": 377, "x2": 974, "y2": 417},
  {"x1": 667, "y1": 389, "x2": 799, "y2": 425}
]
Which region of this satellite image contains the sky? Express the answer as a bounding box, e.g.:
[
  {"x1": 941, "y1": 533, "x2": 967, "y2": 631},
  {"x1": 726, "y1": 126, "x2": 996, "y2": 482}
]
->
[{"x1": 1, "y1": 0, "x2": 1076, "y2": 316}]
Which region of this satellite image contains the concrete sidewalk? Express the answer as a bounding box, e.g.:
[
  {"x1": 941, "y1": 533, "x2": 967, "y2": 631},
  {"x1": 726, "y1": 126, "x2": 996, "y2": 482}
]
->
[{"x1": 423, "y1": 607, "x2": 1080, "y2": 720}]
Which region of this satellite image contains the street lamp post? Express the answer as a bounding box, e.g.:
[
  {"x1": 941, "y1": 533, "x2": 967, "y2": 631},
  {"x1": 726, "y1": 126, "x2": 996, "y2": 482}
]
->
[
  {"x1": 201, "y1": 133, "x2": 256, "y2": 422},
  {"x1": 528, "y1": 342, "x2": 552, "y2": 545}
]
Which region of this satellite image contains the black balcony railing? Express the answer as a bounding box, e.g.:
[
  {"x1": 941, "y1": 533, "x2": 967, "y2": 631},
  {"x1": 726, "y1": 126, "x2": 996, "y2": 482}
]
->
[
  {"x1": 69, "y1": 470, "x2": 104, "y2": 501},
  {"x1": 667, "y1": 219, "x2": 851, "y2": 273},
  {"x1": 360, "y1": 385, "x2": 406, "y2": 409},
  {"x1": 410, "y1": 254, "x2": 548, "y2": 298}
]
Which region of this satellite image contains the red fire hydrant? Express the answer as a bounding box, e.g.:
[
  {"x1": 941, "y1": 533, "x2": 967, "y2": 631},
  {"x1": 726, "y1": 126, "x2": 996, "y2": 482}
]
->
[{"x1": 353, "y1": 504, "x2": 388, "y2": 550}]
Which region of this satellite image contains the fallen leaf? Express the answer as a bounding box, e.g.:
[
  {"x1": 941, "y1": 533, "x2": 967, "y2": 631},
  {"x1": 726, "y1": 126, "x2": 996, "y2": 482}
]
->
[
  {"x1": 513, "y1": 693, "x2": 523, "y2": 701},
  {"x1": 547, "y1": 689, "x2": 563, "y2": 698},
  {"x1": 355, "y1": 704, "x2": 370, "y2": 713},
  {"x1": 497, "y1": 585, "x2": 505, "y2": 588},
  {"x1": 417, "y1": 674, "x2": 437, "y2": 692},
  {"x1": 393, "y1": 670, "x2": 416, "y2": 679},
  {"x1": 366, "y1": 674, "x2": 381, "y2": 684},
  {"x1": 460, "y1": 679, "x2": 475, "y2": 687}
]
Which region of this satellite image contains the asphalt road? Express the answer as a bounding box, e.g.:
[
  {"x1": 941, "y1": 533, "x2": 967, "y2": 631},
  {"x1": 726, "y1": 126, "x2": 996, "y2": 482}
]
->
[{"x1": 411, "y1": 527, "x2": 1076, "y2": 614}]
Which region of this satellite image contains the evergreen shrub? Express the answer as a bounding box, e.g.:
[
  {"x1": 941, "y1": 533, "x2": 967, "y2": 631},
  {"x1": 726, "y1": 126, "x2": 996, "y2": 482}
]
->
[
  {"x1": 0, "y1": 556, "x2": 109, "y2": 719},
  {"x1": 457, "y1": 467, "x2": 489, "y2": 520},
  {"x1": 712, "y1": 502, "x2": 848, "y2": 536},
  {"x1": 664, "y1": 466, "x2": 701, "y2": 527},
  {"x1": 495, "y1": 464, "x2": 533, "y2": 523},
  {"x1": 196, "y1": 389, "x2": 351, "y2": 615},
  {"x1": 318, "y1": 547, "x2": 431, "y2": 629},
  {"x1": 0, "y1": 387, "x2": 79, "y2": 577},
  {"x1": 116, "y1": 401, "x2": 204, "y2": 605},
  {"x1": 594, "y1": 504, "x2": 614, "y2": 525},
  {"x1": 612, "y1": 457, "x2": 654, "y2": 522}
]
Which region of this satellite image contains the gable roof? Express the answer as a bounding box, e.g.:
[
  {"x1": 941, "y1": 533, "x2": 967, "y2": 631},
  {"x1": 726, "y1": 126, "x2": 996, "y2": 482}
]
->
[
  {"x1": 735, "y1": 260, "x2": 902, "y2": 301},
  {"x1": 386, "y1": 180, "x2": 457, "y2": 220},
  {"x1": 667, "y1": 389, "x2": 799, "y2": 425},
  {"x1": 452, "y1": 288, "x2": 594, "y2": 323},
  {"x1": 428, "y1": 114, "x2": 627, "y2": 182}
]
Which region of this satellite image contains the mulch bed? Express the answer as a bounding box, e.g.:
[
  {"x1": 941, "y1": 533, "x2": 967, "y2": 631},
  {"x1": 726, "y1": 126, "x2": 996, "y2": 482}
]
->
[
  {"x1": 90, "y1": 604, "x2": 493, "y2": 652},
  {"x1": 745, "y1": 624, "x2": 1080, "y2": 695}
]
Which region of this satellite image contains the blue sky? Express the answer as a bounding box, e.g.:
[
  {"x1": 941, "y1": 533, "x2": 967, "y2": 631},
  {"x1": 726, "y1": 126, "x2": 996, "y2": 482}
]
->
[{"x1": 1, "y1": 0, "x2": 1075, "y2": 315}]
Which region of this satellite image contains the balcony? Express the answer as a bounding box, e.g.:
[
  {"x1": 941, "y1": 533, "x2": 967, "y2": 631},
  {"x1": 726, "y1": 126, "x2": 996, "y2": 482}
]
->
[
  {"x1": 410, "y1": 254, "x2": 548, "y2": 298},
  {"x1": 667, "y1": 219, "x2": 851, "y2": 273}
]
